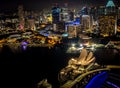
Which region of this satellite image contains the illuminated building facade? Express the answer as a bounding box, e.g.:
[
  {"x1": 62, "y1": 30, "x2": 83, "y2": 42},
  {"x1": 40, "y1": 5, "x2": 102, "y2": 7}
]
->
[
  {"x1": 98, "y1": 15, "x2": 116, "y2": 37},
  {"x1": 18, "y1": 5, "x2": 25, "y2": 31},
  {"x1": 81, "y1": 15, "x2": 90, "y2": 31},
  {"x1": 80, "y1": 6, "x2": 88, "y2": 15},
  {"x1": 52, "y1": 4, "x2": 60, "y2": 24},
  {"x1": 97, "y1": 0, "x2": 117, "y2": 36},
  {"x1": 87, "y1": 0, "x2": 120, "y2": 36},
  {"x1": 27, "y1": 18, "x2": 36, "y2": 31},
  {"x1": 105, "y1": 0, "x2": 116, "y2": 14},
  {"x1": 80, "y1": 6, "x2": 91, "y2": 32},
  {"x1": 97, "y1": 6, "x2": 106, "y2": 15},
  {"x1": 117, "y1": 7, "x2": 120, "y2": 22},
  {"x1": 67, "y1": 25, "x2": 77, "y2": 38},
  {"x1": 60, "y1": 7, "x2": 69, "y2": 22},
  {"x1": 117, "y1": 19, "x2": 120, "y2": 32},
  {"x1": 57, "y1": 21, "x2": 65, "y2": 32},
  {"x1": 59, "y1": 3, "x2": 74, "y2": 22},
  {"x1": 52, "y1": 4, "x2": 61, "y2": 31},
  {"x1": 65, "y1": 18, "x2": 81, "y2": 38}
]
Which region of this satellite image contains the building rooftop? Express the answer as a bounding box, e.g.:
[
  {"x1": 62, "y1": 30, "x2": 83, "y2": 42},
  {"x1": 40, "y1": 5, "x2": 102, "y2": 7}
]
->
[{"x1": 106, "y1": 0, "x2": 115, "y2": 7}]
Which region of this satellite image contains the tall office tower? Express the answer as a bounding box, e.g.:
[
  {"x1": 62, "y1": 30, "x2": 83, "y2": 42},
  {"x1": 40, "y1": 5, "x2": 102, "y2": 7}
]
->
[
  {"x1": 117, "y1": 7, "x2": 120, "y2": 19},
  {"x1": 52, "y1": 3, "x2": 61, "y2": 31},
  {"x1": 80, "y1": 6, "x2": 88, "y2": 15},
  {"x1": 57, "y1": 21, "x2": 65, "y2": 32},
  {"x1": 98, "y1": 15, "x2": 117, "y2": 36},
  {"x1": 52, "y1": 3, "x2": 60, "y2": 24},
  {"x1": 97, "y1": 6, "x2": 106, "y2": 15},
  {"x1": 89, "y1": 6, "x2": 97, "y2": 21},
  {"x1": 18, "y1": 5, "x2": 25, "y2": 30},
  {"x1": 81, "y1": 15, "x2": 90, "y2": 32},
  {"x1": 69, "y1": 10, "x2": 74, "y2": 21},
  {"x1": 98, "y1": 0, "x2": 117, "y2": 36},
  {"x1": 106, "y1": 0, "x2": 116, "y2": 14},
  {"x1": 60, "y1": 3, "x2": 69, "y2": 22},
  {"x1": 117, "y1": 19, "x2": 120, "y2": 32},
  {"x1": 27, "y1": 19, "x2": 36, "y2": 31}
]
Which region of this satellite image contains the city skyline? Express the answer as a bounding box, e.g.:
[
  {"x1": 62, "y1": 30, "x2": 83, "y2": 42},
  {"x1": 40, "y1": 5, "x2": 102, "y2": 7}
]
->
[{"x1": 0, "y1": 0, "x2": 120, "y2": 88}]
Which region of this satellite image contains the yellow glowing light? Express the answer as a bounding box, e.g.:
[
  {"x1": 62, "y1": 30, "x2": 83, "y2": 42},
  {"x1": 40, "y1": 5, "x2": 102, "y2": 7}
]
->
[
  {"x1": 41, "y1": 24, "x2": 46, "y2": 28},
  {"x1": 47, "y1": 14, "x2": 52, "y2": 23},
  {"x1": 0, "y1": 39, "x2": 6, "y2": 43}
]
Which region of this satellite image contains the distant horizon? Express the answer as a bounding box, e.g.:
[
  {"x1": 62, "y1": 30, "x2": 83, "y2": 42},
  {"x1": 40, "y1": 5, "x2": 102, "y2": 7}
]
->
[{"x1": 0, "y1": 0, "x2": 119, "y2": 12}]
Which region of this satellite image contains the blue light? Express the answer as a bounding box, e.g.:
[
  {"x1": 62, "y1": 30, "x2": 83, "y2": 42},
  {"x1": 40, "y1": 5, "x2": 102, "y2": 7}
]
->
[
  {"x1": 44, "y1": 33, "x2": 49, "y2": 37},
  {"x1": 106, "y1": 0, "x2": 115, "y2": 7},
  {"x1": 52, "y1": 7, "x2": 60, "y2": 14},
  {"x1": 106, "y1": 81, "x2": 120, "y2": 88},
  {"x1": 85, "y1": 71, "x2": 108, "y2": 88},
  {"x1": 65, "y1": 21, "x2": 80, "y2": 26},
  {"x1": 22, "y1": 45, "x2": 27, "y2": 50},
  {"x1": 21, "y1": 42, "x2": 28, "y2": 45},
  {"x1": 21, "y1": 41, "x2": 28, "y2": 51},
  {"x1": 62, "y1": 33, "x2": 68, "y2": 37}
]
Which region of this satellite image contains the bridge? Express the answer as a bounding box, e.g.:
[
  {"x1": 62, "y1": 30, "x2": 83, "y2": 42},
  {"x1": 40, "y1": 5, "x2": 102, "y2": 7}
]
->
[{"x1": 60, "y1": 65, "x2": 120, "y2": 88}]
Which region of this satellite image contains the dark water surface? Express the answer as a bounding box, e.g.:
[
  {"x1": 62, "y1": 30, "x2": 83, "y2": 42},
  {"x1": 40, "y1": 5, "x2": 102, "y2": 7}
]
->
[
  {"x1": 1, "y1": 45, "x2": 120, "y2": 88},
  {"x1": 1, "y1": 46, "x2": 70, "y2": 88}
]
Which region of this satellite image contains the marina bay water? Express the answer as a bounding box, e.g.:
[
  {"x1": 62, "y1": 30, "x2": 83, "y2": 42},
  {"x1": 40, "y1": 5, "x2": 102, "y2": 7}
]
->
[
  {"x1": 1, "y1": 45, "x2": 120, "y2": 88},
  {"x1": 1, "y1": 45, "x2": 69, "y2": 88}
]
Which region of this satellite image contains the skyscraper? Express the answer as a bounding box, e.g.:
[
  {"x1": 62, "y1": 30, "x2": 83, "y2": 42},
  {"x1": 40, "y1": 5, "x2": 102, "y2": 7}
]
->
[
  {"x1": 52, "y1": 3, "x2": 60, "y2": 23},
  {"x1": 80, "y1": 6, "x2": 88, "y2": 15},
  {"x1": 60, "y1": 3, "x2": 69, "y2": 22},
  {"x1": 98, "y1": 5, "x2": 117, "y2": 36},
  {"x1": 18, "y1": 5, "x2": 25, "y2": 31},
  {"x1": 106, "y1": 0, "x2": 116, "y2": 14}
]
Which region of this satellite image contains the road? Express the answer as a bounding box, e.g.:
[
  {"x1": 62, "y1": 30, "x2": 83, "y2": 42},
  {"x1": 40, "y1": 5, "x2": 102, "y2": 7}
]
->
[{"x1": 60, "y1": 65, "x2": 120, "y2": 88}]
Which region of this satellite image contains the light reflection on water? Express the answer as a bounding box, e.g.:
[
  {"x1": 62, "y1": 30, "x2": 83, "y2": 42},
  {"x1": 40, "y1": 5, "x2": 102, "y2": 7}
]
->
[
  {"x1": 21, "y1": 41, "x2": 29, "y2": 51},
  {"x1": 8, "y1": 44, "x2": 22, "y2": 53},
  {"x1": 0, "y1": 44, "x2": 120, "y2": 88},
  {"x1": 22, "y1": 45, "x2": 27, "y2": 50}
]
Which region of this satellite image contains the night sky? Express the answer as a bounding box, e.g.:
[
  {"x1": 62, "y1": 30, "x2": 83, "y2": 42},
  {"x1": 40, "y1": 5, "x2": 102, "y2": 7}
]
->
[{"x1": 0, "y1": 0, "x2": 119, "y2": 11}]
